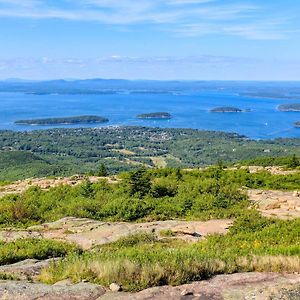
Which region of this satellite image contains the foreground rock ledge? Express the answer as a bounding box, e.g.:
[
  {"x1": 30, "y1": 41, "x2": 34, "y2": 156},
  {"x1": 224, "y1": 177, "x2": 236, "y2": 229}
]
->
[
  {"x1": 109, "y1": 272, "x2": 300, "y2": 300},
  {"x1": 0, "y1": 273, "x2": 299, "y2": 300},
  {"x1": 0, "y1": 281, "x2": 106, "y2": 300}
]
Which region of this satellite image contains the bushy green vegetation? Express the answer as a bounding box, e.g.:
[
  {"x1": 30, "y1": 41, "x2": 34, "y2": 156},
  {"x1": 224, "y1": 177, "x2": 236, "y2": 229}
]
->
[
  {"x1": 1, "y1": 126, "x2": 300, "y2": 181},
  {"x1": 0, "y1": 167, "x2": 300, "y2": 226},
  {"x1": 40, "y1": 215, "x2": 300, "y2": 291},
  {"x1": 0, "y1": 239, "x2": 80, "y2": 265},
  {"x1": 1, "y1": 167, "x2": 300, "y2": 227},
  {"x1": 0, "y1": 168, "x2": 251, "y2": 227},
  {"x1": 240, "y1": 154, "x2": 300, "y2": 168}
]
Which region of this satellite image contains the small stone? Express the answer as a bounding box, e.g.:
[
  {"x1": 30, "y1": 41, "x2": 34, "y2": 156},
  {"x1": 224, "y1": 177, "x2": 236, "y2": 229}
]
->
[
  {"x1": 109, "y1": 283, "x2": 121, "y2": 292},
  {"x1": 53, "y1": 279, "x2": 73, "y2": 286}
]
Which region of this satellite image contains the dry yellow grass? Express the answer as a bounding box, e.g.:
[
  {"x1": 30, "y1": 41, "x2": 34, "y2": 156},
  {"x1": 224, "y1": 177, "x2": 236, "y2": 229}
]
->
[
  {"x1": 112, "y1": 149, "x2": 136, "y2": 155},
  {"x1": 150, "y1": 156, "x2": 167, "y2": 168}
]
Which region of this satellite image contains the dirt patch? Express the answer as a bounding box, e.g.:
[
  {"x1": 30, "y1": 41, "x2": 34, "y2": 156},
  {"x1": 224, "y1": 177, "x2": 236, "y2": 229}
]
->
[
  {"x1": 247, "y1": 189, "x2": 300, "y2": 219},
  {"x1": 0, "y1": 218, "x2": 232, "y2": 250}
]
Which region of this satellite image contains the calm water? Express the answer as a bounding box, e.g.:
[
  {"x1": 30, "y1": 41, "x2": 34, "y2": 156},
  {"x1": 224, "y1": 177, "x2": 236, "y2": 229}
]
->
[{"x1": 1, "y1": 91, "x2": 300, "y2": 140}]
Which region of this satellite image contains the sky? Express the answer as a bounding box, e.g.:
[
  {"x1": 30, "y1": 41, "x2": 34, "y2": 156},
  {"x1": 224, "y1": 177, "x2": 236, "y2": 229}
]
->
[{"x1": 0, "y1": 0, "x2": 299, "y2": 80}]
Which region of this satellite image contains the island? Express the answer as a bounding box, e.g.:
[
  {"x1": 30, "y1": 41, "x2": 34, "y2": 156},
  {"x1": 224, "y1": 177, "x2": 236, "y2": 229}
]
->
[
  {"x1": 136, "y1": 112, "x2": 172, "y2": 119},
  {"x1": 295, "y1": 122, "x2": 300, "y2": 127},
  {"x1": 210, "y1": 107, "x2": 244, "y2": 113},
  {"x1": 278, "y1": 103, "x2": 300, "y2": 112},
  {"x1": 15, "y1": 115, "x2": 109, "y2": 125}
]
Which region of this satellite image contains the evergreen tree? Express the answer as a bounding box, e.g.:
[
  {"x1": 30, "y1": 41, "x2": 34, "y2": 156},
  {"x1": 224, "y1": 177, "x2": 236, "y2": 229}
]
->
[
  {"x1": 126, "y1": 167, "x2": 151, "y2": 197},
  {"x1": 98, "y1": 163, "x2": 108, "y2": 177},
  {"x1": 80, "y1": 179, "x2": 95, "y2": 198},
  {"x1": 175, "y1": 168, "x2": 183, "y2": 181},
  {"x1": 287, "y1": 154, "x2": 300, "y2": 169}
]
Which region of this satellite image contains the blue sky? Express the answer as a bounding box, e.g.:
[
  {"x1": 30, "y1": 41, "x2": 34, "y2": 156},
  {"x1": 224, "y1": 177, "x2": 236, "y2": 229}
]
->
[{"x1": 0, "y1": 0, "x2": 299, "y2": 80}]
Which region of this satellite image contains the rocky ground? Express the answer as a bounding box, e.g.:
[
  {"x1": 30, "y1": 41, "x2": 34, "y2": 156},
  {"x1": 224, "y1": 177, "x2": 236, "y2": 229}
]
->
[
  {"x1": 0, "y1": 217, "x2": 232, "y2": 249},
  {"x1": 0, "y1": 272, "x2": 299, "y2": 300},
  {"x1": 247, "y1": 189, "x2": 300, "y2": 219},
  {"x1": 0, "y1": 175, "x2": 118, "y2": 198},
  {"x1": 229, "y1": 166, "x2": 299, "y2": 175}
]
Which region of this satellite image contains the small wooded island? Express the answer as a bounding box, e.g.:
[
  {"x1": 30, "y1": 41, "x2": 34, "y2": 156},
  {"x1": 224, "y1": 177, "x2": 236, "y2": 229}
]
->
[
  {"x1": 15, "y1": 115, "x2": 109, "y2": 125},
  {"x1": 137, "y1": 112, "x2": 172, "y2": 119},
  {"x1": 210, "y1": 107, "x2": 244, "y2": 113},
  {"x1": 278, "y1": 103, "x2": 300, "y2": 112},
  {"x1": 294, "y1": 122, "x2": 300, "y2": 127}
]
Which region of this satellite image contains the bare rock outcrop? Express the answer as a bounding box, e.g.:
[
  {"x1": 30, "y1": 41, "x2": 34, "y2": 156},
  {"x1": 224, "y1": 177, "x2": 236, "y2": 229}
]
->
[
  {"x1": 0, "y1": 218, "x2": 232, "y2": 250},
  {"x1": 0, "y1": 258, "x2": 61, "y2": 280},
  {"x1": 98, "y1": 272, "x2": 300, "y2": 300},
  {"x1": 0, "y1": 272, "x2": 299, "y2": 299},
  {"x1": 248, "y1": 189, "x2": 300, "y2": 219}
]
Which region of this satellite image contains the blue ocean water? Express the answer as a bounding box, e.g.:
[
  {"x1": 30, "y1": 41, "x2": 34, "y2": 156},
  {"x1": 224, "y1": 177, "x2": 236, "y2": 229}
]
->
[{"x1": 1, "y1": 91, "x2": 300, "y2": 140}]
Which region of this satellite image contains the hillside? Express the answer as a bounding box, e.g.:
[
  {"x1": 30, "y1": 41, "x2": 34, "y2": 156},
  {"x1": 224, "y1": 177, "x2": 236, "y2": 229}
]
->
[{"x1": 1, "y1": 126, "x2": 300, "y2": 181}]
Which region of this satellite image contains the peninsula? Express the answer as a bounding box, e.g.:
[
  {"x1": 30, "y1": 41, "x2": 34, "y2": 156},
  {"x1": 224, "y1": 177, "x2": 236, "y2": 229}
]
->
[
  {"x1": 278, "y1": 103, "x2": 300, "y2": 112},
  {"x1": 210, "y1": 107, "x2": 244, "y2": 113},
  {"x1": 15, "y1": 115, "x2": 109, "y2": 125},
  {"x1": 136, "y1": 112, "x2": 172, "y2": 119}
]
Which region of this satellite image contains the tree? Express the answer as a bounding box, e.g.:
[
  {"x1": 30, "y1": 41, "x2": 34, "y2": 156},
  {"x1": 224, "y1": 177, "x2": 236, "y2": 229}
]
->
[
  {"x1": 126, "y1": 167, "x2": 151, "y2": 198},
  {"x1": 98, "y1": 163, "x2": 108, "y2": 177},
  {"x1": 80, "y1": 179, "x2": 95, "y2": 198},
  {"x1": 217, "y1": 159, "x2": 225, "y2": 170},
  {"x1": 287, "y1": 154, "x2": 300, "y2": 169},
  {"x1": 175, "y1": 168, "x2": 183, "y2": 181}
]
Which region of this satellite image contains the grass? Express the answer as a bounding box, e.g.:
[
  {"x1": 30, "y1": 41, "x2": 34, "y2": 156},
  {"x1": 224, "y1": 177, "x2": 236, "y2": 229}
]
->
[
  {"x1": 0, "y1": 239, "x2": 80, "y2": 265},
  {"x1": 159, "y1": 229, "x2": 176, "y2": 237},
  {"x1": 39, "y1": 215, "x2": 300, "y2": 291}
]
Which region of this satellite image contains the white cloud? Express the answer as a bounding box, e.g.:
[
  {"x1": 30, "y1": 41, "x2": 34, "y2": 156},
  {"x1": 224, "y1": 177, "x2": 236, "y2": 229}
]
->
[{"x1": 0, "y1": 0, "x2": 296, "y2": 40}]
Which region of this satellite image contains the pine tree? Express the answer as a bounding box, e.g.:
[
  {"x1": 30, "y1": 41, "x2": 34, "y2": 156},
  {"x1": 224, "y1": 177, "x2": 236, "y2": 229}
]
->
[
  {"x1": 127, "y1": 167, "x2": 151, "y2": 197},
  {"x1": 98, "y1": 163, "x2": 108, "y2": 177},
  {"x1": 287, "y1": 154, "x2": 300, "y2": 169}
]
